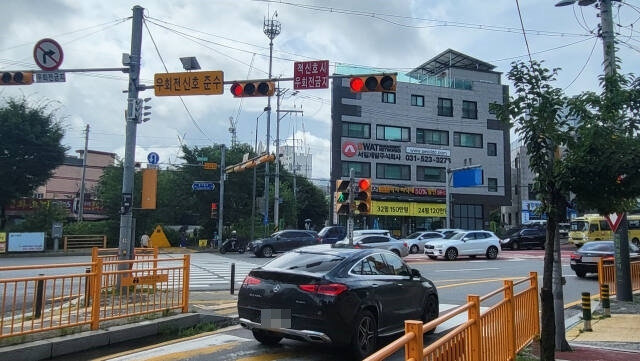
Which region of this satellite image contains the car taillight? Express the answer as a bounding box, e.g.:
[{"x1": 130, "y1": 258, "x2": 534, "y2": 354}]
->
[
  {"x1": 242, "y1": 275, "x2": 261, "y2": 286},
  {"x1": 603, "y1": 255, "x2": 615, "y2": 262},
  {"x1": 298, "y1": 283, "x2": 348, "y2": 296},
  {"x1": 570, "y1": 253, "x2": 581, "y2": 261},
  {"x1": 403, "y1": 242, "x2": 408, "y2": 248}
]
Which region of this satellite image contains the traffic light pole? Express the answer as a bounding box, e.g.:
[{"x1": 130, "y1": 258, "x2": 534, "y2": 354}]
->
[
  {"x1": 347, "y1": 168, "x2": 355, "y2": 245},
  {"x1": 117, "y1": 5, "x2": 144, "y2": 266},
  {"x1": 218, "y1": 145, "x2": 225, "y2": 243}
]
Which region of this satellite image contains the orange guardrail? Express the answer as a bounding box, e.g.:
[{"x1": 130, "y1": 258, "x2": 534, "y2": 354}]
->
[
  {"x1": 365, "y1": 272, "x2": 539, "y2": 361},
  {"x1": 598, "y1": 258, "x2": 640, "y2": 299},
  {"x1": 0, "y1": 248, "x2": 189, "y2": 342}
]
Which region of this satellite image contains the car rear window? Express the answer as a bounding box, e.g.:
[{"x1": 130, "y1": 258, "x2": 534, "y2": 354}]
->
[
  {"x1": 264, "y1": 251, "x2": 344, "y2": 274},
  {"x1": 581, "y1": 242, "x2": 614, "y2": 252}
]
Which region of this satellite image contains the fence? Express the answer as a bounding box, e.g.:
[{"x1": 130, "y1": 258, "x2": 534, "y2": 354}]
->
[
  {"x1": 598, "y1": 258, "x2": 640, "y2": 299},
  {"x1": 63, "y1": 235, "x2": 107, "y2": 251},
  {"x1": 0, "y1": 248, "x2": 189, "y2": 342},
  {"x1": 365, "y1": 272, "x2": 540, "y2": 361}
]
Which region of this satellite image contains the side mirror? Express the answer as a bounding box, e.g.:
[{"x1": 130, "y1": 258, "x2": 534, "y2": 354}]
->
[{"x1": 411, "y1": 268, "x2": 421, "y2": 278}]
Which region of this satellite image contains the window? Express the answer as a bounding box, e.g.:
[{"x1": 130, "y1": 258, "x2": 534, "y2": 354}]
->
[
  {"x1": 453, "y1": 204, "x2": 483, "y2": 230},
  {"x1": 342, "y1": 122, "x2": 370, "y2": 138},
  {"x1": 416, "y1": 129, "x2": 449, "y2": 145},
  {"x1": 411, "y1": 94, "x2": 424, "y2": 107},
  {"x1": 488, "y1": 142, "x2": 497, "y2": 156},
  {"x1": 382, "y1": 92, "x2": 396, "y2": 104},
  {"x1": 454, "y1": 132, "x2": 483, "y2": 148},
  {"x1": 382, "y1": 254, "x2": 410, "y2": 276},
  {"x1": 377, "y1": 163, "x2": 411, "y2": 180},
  {"x1": 438, "y1": 98, "x2": 453, "y2": 116},
  {"x1": 351, "y1": 254, "x2": 392, "y2": 275},
  {"x1": 376, "y1": 125, "x2": 410, "y2": 142},
  {"x1": 341, "y1": 161, "x2": 371, "y2": 178},
  {"x1": 462, "y1": 100, "x2": 477, "y2": 119},
  {"x1": 488, "y1": 178, "x2": 498, "y2": 192},
  {"x1": 417, "y1": 166, "x2": 446, "y2": 182}
]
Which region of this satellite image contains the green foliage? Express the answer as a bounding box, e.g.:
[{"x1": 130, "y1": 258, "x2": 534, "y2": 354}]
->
[
  {"x1": 7, "y1": 202, "x2": 67, "y2": 233},
  {"x1": 0, "y1": 97, "x2": 67, "y2": 229}
]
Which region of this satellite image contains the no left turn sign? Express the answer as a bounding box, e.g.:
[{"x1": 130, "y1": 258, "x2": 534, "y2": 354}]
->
[{"x1": 33, "y1": 38, "x2": 64, "y2": 71}]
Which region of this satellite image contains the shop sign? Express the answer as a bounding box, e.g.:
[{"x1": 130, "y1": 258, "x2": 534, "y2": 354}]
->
[{"x1": 371, "y1": 201, "x2": 447, "y2": 217}]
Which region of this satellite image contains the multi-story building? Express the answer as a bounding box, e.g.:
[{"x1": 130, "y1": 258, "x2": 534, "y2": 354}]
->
[
  {"x1": 330, "y1": 49, "x2": 511, "y2": 237},
  {"x1": 279, "y1": 144, "x2": 313, "y2": 179}
]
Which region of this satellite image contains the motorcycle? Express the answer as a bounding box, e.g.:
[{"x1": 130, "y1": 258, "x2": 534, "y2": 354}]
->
[{"x1": 219, "y1": 238, "x2": 245, "y2": 254}]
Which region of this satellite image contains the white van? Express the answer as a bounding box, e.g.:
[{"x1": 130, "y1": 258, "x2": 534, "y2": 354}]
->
[{"x1": 352, "y1": 229, "x2": 391, "y2": 237}]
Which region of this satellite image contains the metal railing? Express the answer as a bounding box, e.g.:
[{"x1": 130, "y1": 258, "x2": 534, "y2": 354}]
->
[
  {"x1": 598, "y1": 258, "x2": 640, "y2": 299},
  {"x1": 0, "y1": 248, "x2": 189, "y2": 342},
  {"x1": 365, "y1": 272, "x2": 539, "y2": 361}
]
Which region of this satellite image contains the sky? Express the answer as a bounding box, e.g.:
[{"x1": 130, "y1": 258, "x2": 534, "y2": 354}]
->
[{"x1": 1, "y1": 0, "x2": 639, "y2": 183}]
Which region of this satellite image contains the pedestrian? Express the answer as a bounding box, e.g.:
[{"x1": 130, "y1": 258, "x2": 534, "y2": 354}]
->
[{"x1": 140, "y1": 233, "x2": 150, "y2": 248}]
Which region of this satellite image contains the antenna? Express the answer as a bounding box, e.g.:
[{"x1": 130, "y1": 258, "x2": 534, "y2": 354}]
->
[{"x1": 229, "y1": 116, "x2": 237, "y2": 147}]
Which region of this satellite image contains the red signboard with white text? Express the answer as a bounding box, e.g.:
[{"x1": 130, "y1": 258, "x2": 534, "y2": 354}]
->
[{"x1": 293, "y1": 60, "x2": 329, "y2": 90}]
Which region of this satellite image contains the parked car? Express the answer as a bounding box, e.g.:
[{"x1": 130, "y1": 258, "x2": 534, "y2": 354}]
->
[
  {"x1": 401, "y1": 231, "x2": 446, "y2": 254},
  {"x1": 237, "y1": 245, "x2": 439, "y2": 359},
  {"x1": 247, "y1": 230, "x2": 320, "y2": 257},
  {"x1": 424, "y1": 230, "x2": 501, "y2": 260},
  {"x1": 317, "y1": 225, "x2": 346, "y2": 244},
  {"x1": 569, "y1": 240, "x2": 640, "y2": 278},
  {"x1": 336, "y1": 234, "x2": 409, "y2": 257},
  {"x1": 352, "y1": 229, "x2": 391, "y2": 237},
  {"x1": 434, "y1": 228, "x2": 465, "y2": 237},
  {"x1": 500, "y1": 227, "x2": 546, "y2": 250},
  {"x1": 559, "y1": 223, "x2": 570, "y2": 238}
]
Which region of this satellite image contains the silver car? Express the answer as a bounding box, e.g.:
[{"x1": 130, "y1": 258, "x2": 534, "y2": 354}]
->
[
  {"x1": 336, "y1": 234, "x2": 409, "y2": 257},
  {"x1": 401, "y1": 231, "x2": 445, "y2": 254}
]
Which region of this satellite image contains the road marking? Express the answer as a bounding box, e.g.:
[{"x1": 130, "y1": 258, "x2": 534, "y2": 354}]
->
[
  {"x1": 436, "y1": 277, "x2": 514, "y2": 289},
  {"x1": 435, "y1": 267, "x2": 499, "y2": 272}
]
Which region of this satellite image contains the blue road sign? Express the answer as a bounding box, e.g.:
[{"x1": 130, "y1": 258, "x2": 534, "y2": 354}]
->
[
  {"x1": 147, "y1": 152, "x2": 159, "y2": 165},
  {"x1": 192, "y1": 181, "x2": 215, "y2": 191}
]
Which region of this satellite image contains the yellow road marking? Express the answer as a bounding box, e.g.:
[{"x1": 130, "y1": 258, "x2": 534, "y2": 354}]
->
[
  {"x1": 236, "y1": 352, "x2": 305, "y2": 361},
  {"x1": 140, "y1": 342, "x2": 240, "y2": 361}
]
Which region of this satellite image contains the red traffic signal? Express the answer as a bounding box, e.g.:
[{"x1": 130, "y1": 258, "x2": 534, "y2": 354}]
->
[
  {"x1": 230, "y1": 81, "x2": 275, "y2": 97},
  {"x1": 1, "y1": 72, "x2": 33, "y2": 85},
  {"x1": 350, "y1": 75, "x2": 396, "y2": 93},
  {"x1": 356, "y1": 179, "x2": 372, "y2": 214}
]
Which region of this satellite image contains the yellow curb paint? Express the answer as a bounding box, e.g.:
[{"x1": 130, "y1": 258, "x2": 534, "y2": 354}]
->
[{"x1": 236, "y1": 352, "x2": 304, "y2": 361}]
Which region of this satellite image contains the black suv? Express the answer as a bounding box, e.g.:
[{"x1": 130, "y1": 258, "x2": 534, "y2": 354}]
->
[
  {"x1": 317, "y1": 225, "x2": 347, "y2": 244},
  {"x1": 247, "y1": 230, "x2": 320, "y2": 257},
  {"x1": 499, "y1": 227, "x2": 546, "y2": 250}
]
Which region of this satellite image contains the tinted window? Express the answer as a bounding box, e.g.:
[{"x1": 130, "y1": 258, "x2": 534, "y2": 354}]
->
[
  {"x1": 423, "y1": 232, "x2": 443, "y2": 239},
  {"x1": 360, "y1": 236, "x2": 378, "y2": 244},
  {"x1": 406, "y1": 232, "x2": 422, "y2": 239},
  {"x1": 580, "y1": 242, "x2": 613, "y2": 252},
  {"x1": 352, "y1": 254, "x2": 392, "y2": 275},
  {"x1": 265, "y1": 252, "x2": 344, "y2": 273},
  {"x1": 382, "y1": 254, "x2": 410, "y2": 276}
]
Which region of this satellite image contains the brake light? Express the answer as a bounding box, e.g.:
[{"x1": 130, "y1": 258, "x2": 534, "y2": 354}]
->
[
  {"x1": 242, "y1": 276, "x2": 261, "y2": 286},
  {"x1": 603, "y1": 255, "x2": 615, "y2": 262},
  {"x1": 570, "y1": 253, "x2": 581, "y2": 261},
  {"x1": 298, "y1": 283, "x2": 348, "y2": 296},
  {"x1": 403, "y1": 242, "x2": 408, "y2": 248}
]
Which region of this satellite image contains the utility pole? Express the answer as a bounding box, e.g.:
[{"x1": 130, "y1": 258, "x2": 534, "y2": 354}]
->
[
  {"x1": 218, "y1": 145, "x2": 226, "y2": 242},
  {"x1": 118, "y1": 5, "x2": 144, "y2": 265},
  {"x1": 274, "y1": 88, "x2": 303, "y2": 230},
  {"x1": 78, "y1": 124, "x2": 89, "y2": 222},
  {"x1": 263, "y1": 13, "x2": 280, "y2": 232}
]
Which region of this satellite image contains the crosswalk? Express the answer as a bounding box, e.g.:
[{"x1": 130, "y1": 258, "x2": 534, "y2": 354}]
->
[{"x1": 160, "y1": 253, "x2": 259, "y2": 291}]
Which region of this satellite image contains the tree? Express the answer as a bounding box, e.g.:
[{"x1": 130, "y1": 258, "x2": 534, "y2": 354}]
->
[
  {"x1": 496, "y1": 60, "x2": 573, "y2": 359},
  {"x1": 0, "y1": 97, "x2": 67, "y2": 229}
]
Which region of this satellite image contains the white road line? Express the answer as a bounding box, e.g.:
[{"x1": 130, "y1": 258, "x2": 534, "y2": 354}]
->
[{"x1": 435, "y1": 268, "x2": 500, "y2": 272}]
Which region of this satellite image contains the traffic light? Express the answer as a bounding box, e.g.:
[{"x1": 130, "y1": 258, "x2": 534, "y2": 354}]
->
[
  {"x1": 349, "y1": 74, "x2": 396, "y2": 93},
  {"x1": 355, "y1": 178, "x2": 372, "y2": 214},
  {"x1": 210, "y1": 203, "x2": 218, "y2": 219},
  {"x1": 335, "y1": 180, "x2": 351, "y2": 215},
  {"x1": 1, "y1": 72, "x2": 33, "y2": 85},
  {"x1": 230, "y1": 81, "x2": 275, "y2": 97}
]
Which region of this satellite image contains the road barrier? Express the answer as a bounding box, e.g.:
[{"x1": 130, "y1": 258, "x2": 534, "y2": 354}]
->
[
  {"x1": 364, "y1": 272, "x2": 539, "y2": 361},
  {"x1": 0, "y1": 248, "x2": 189, "y2": 343},
  {"x1": 63, "y1": 235, "x2": 107, "y2": 251},
  {"x1": 597, "y1": 258, "x2": 640, "y2": 300}
]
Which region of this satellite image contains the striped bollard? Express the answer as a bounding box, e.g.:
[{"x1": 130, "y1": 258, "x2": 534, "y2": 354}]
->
[
  {"x1": 582, "y1": 292, "x2": 592, "y2": 331},
  {"x1": 601, "y1": 284, "x2": 611, "y2": 317}
]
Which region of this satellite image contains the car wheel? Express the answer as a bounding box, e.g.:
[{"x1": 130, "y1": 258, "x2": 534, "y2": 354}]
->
[
  {"x1": 575, "y1": 271, "x2": 587, "y2": 278},
  {"x1": 219, "y1": 246, "x2": 227, "y2": 254},
  {"x1": 252, "y1": 329, "x2": 283, "y2": 345},
  {"x1": 445, "y1": 248, "x2": 458, "y2": 261},
  {"x1": 261, "y1": 246, "x2": 274, "y2": 258},
  {"x1": 428, "y1": 255, "x2": 437, "y2": 260},
  {"x1": 511, "y1": 241, "x2": 519, "y2": 250},
  {"x1": 486, "y1": 246, "x2": 499, "y2": 260},
  {"x1": 351, "y1": 310, "x2": 377, "y2": 360},
  {"x1": 633, "y1": 238, "x2": 640, "y2": 247},
  {"x1": 410, "y1": 245, "x2": 419, "y2": 254},
  {"x1": 422, "y1": 294, "x2": 439, "y2": 334}
]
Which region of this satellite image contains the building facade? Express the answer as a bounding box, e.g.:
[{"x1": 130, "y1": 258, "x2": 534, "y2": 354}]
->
[
  {"x1": 330, "y1": 49, "x2": 511, "y2": 237},
  {"x1": 279, "y1": 144, "x2": 313, "y2": 179}
]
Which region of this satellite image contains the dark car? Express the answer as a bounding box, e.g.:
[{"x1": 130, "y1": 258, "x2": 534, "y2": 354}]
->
[
  {"x1": 499, "y1": 227, "x2": 546, "y2": 250},
  {"x1": 317, "y1": 225, "x2": 346, "y2": 244},
  {"x1": 570, "y1": 240, "x2": 640, "y2": 277},
  {"x1": 237, "y1": 244, "x2": 439, "y2": 359},
  {"x1": 247, "y1": 230, "x2": 320, "y2": 257}
]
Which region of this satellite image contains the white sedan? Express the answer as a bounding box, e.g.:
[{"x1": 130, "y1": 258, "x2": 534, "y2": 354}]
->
[
  {"x1": 401, "y1": 231, "x2": 445, "y2": 254},
  {"x1": 424, "y1": 230, "x2": 501, "y2": 260}
]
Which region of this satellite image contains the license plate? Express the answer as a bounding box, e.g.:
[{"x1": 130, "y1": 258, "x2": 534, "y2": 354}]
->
[
  {"x1": 570, "y1": 260, "x2": 576, "y2": 265},
  {"x1": 260, "y1": 309, "x2": 291, "y2": 328},
  {"x1": 582, "y1": 256, "x2": 599, "y2": 263}
]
